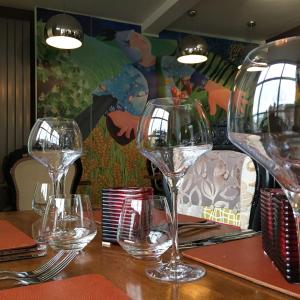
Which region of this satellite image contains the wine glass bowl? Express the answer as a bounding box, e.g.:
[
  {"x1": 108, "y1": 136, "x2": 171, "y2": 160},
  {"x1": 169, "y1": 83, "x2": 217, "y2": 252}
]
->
[
  {"x1": 28, "y1": 117, "x2": 82, "y2": 196},
  {"x1": 137, "y1": 98, "x2": 212, "y2": 178},
  {"x1": 229, "y1": 37, "x2": 300, "y2": 194},
  {"x1": 228, "y1": 36, "x2": 300, "y2": 267},
  {"x1": 42, "y1": 194, "x2": 97, "y2": 251},
  {"x1": 136, "y1": 97, "x2": 212, "y2": 282}
]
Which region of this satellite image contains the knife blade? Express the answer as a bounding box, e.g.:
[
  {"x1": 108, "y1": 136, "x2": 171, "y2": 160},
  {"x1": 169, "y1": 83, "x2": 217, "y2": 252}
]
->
[
  {"x1": 0, "y1": 245, "x2": 46, "y2": 256},
  {"x1": 179, "y1": 230, "x2": 261, "y2": 249},
  {"x1": 0, "y1": 250, "x2": 47, "y2": 262},
  {"x1": 178, "y1": 223, "x2": 220, "y2": 231}
]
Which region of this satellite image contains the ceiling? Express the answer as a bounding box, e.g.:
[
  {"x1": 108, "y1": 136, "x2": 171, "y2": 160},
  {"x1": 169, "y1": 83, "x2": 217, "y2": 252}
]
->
[{"x1": 0, "y1": 0, "x2": 299, "y2": 42}]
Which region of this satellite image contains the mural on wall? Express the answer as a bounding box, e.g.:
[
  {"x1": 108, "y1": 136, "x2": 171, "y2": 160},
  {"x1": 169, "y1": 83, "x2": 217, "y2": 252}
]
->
[{"x1": 36, "y1": 8, "x2": 256, "y2": 203}]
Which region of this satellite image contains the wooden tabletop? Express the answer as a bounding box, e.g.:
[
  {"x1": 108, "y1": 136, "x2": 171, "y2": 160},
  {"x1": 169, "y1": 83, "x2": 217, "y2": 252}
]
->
[{"x1": 0, "y1": 211, "x2": 296, "y2": 300}]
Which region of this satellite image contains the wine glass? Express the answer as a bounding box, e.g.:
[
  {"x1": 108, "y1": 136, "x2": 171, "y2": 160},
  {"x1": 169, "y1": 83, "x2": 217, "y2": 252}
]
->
[
  {"x1": 117, "y1": 195, "x2": 172, "y2": 260},
  {"x1": 28, "y1": 117, "x2": 82, "y2": 197},
  {"x1": 41, "y1": 194, "x2": 97, "y2": 251},
  {"x1": 228, "y1": 36, "x2": 300, "y2": 266},
  {"x1": 136, "y1": 97, "x2": 212, "y2": 282}
]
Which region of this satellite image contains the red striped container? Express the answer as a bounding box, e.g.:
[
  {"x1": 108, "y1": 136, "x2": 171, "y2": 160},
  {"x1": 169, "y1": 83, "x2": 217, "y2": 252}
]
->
[
  {"x1": 260, "y1": 188, "x2": 299, "y2": 283},
  {"x1": 101, "y1": 187, "x2": 153, "y2": 243}
]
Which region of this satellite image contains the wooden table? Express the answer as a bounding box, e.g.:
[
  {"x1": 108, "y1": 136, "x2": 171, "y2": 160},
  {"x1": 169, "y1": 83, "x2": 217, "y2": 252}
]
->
[{"x1": 0, "y1": 211, "x2": 296, "y2": 300}]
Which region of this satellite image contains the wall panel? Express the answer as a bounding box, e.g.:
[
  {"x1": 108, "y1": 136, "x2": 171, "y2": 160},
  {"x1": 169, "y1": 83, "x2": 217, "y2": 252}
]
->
[
  {"x1": 0, "y1": 18, "x2": 8, "y2": 183},
  {"x1": 0, "y1": 15, "x2": 32, "y2": 183}
]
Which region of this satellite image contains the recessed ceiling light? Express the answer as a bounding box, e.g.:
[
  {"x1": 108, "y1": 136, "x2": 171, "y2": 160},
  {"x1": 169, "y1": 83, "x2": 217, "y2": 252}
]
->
[
  {"x1": 247, "y1": 20, "x2": 256, "y2": 28},
  {"x1": 187, "y1": 9, "x2": 197, "y2": 17}
]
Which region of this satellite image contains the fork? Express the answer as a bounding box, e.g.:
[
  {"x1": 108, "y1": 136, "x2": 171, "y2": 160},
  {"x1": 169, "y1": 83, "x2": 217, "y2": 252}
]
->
[
  {"x1": 0, "y1": 250, "x2": 65, "y2": 279},
  {"x1": 13, "y1": 251, "x2": 79, "y2": 285}
]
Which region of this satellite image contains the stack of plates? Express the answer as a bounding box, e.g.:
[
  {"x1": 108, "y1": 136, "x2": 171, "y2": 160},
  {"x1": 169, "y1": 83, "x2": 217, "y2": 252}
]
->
[{"x1": 101, "y1": 187, "x2": 153, "y2": 244}]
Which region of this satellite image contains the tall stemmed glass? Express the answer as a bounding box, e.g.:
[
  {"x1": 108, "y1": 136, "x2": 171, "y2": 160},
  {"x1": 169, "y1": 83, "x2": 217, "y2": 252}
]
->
[
  {"x1": 228, "y1": 36, "x2": 300, "y2": 271},
  {"x1": 28, "y1": 117, "x2": 82, "y2": 197},
  {"x1": 137, "y1": 97, "x2": 212, "y2": 282}
]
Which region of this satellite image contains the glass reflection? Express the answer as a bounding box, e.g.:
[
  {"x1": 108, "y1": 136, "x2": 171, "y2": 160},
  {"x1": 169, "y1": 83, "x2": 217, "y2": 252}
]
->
[
  {"x1": 252, "y1": 63, "x2": 297, "y2": 130},
  {"x1": 36, "y1": 120, "x2": 60, "y2": 146}
]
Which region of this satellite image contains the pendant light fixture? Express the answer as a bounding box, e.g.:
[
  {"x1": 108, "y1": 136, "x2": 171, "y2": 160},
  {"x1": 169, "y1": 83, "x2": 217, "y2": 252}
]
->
[
  {"x1": 44, "y1": 13, "x2": 83, "y2": 49},
  {"x1": 177, "y1": 35, "x2": 208, "y2": 64}
]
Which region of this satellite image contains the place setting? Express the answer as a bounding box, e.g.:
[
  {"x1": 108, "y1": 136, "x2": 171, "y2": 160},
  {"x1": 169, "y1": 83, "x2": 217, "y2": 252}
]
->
[
  {"x1": 0, "y1": 96, "x2": 269, "y2": 297},
  {"x1": 0, "y1": 98, "x2": 253, "y2": 297},
  {"x1": 0, "y1": 117, "x2": 128, "y2": 299},
  {"x1": 104, "y1": 96, "x2": 260, "y2": 284},
  {"x1": 0, "y1": 220, "x2": 45, "y2": 262}
]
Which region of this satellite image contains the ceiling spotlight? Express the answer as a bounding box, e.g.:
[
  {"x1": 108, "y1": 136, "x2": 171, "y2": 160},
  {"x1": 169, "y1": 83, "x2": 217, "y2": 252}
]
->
[
  {"x1": 187, "y1": 9, "x2": 197, "y2": 17},
  {"x1": 247, "y1": 20, "x2": 256, "y2": 28},
  {"x1": 177, "y1": 35, "x2": 208, "y2": 64},
  {"x1": 45, "y1": 14, "x2": 83, "y2": 49}
]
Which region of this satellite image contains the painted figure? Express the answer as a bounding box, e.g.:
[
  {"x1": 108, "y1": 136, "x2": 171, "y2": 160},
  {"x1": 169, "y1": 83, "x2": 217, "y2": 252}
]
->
[{"x1": 76, "y1": 30, "x2": 238, "y2": 144}]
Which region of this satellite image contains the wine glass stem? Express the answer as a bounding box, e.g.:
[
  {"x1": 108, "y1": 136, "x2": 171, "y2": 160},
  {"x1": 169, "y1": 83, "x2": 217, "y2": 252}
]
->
[
  {"x1": 168, "y1": 177, "x2": 183, "y2": 266},
  {"x1": 48, "y1": 170, "x2": 65, "y2": 197}
]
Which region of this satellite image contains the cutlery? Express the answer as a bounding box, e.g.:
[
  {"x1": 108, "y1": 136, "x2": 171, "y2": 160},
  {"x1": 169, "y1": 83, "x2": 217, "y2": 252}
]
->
[
  {"x1": 0, "y1": 251, "x2": 65, "y2": 278},
  {"x1": 178, "y1": 220, "x2": 216, "y2": 227},
  {"x1": 0, "y1": 250, "x2": 47, "y2": 262},
  {"x1": 0, "y1": 245, "x2": 44, "y2": 256},
  {"x1": 11, "y1": 251, "x2": 78, "y2": 285},
  {"x1": 178, "y1": 221, "x2": 220, "y2": 233},
  {"x1": 179, "y1": 230, "x2": 261, "y2": 249},
  {"x1": 178, "y1": 222, "x2": 220, "y2": 230}
]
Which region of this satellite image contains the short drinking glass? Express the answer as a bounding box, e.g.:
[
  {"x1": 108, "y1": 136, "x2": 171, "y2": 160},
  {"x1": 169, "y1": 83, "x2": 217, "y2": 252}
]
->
[
  {"x1": 117, "y1": 195, "x2": 172, "y2": 260},
  {"x1": 32, "y1": 182, "x2": 52, "y2": 216},
  {"x1": 42, "y1": 194, "x2": 97, "y2": 251}
]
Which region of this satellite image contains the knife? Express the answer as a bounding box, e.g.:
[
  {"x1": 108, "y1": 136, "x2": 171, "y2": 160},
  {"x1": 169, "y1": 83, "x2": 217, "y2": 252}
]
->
[
  {"x1": 0, "y1": 245, "x2": 46, "y2": 256},
  {"x1": 0, "y1": 250, "x2": 47, "y2": 262},
  {"x1": 178, "y1": 222, "x2": 220, "y2": 231},
  {"x1": 179, "y1": 230, "x2": 261, "y2": 249}
]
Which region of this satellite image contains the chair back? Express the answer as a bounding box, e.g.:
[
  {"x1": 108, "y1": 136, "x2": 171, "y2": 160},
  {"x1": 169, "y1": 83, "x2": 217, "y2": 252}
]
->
[
  {"x1": 178, "y1": 150, "x2": 257, "y2": 229},
  {"x1": 11, "y1": 157, "x2": 77, "y2": 210},
  {"x1": 2, "y1": 146, "x2": 82, "y2": 211}
]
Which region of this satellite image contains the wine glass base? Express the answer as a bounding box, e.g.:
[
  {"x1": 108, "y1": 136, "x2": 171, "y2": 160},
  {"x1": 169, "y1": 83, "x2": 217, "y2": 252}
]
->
[{"x1": 145, "y1": 261, "x2": 206, "y2": 283}]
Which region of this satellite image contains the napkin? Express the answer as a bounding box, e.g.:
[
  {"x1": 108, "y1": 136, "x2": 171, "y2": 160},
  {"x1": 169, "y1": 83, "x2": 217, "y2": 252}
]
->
[
  {"x1": 0, "y1": 274, "x2": 130, "y2": 300},
  {"x1": 0, "y1": 220, "x2": 36, "y2": 251}
]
